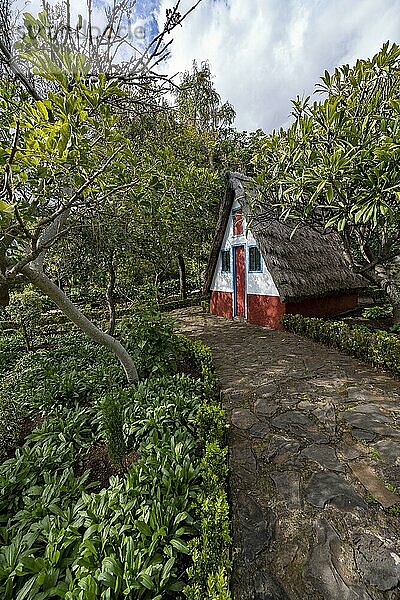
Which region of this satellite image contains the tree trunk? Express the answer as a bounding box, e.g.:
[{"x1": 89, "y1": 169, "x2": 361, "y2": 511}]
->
[
  {"x1": 178, "y1": 254, "x2": 187, "y2": 300},
  {"x1": 22, "y1": 265, "x2": 139, "y2": 384},
  {"x1": 106, "y1": 255, "x2": 116, "y2": 336}
]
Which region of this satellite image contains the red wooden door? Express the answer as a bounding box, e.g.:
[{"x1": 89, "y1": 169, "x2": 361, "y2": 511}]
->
[{"x1": 234, "y1": 246, "x2": 246, "y2": 317}]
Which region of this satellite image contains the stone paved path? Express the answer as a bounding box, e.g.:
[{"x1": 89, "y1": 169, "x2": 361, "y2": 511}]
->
[{"x1": 174, "y1": 307, "x2": 400, "y2": 600}]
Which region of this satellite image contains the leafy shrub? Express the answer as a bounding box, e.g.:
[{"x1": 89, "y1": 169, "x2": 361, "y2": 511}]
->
[
  {"x1": 196, "y1": 404, "x2": 228, "y2": 445},
  {"x1": 362, "y1": 304, "x2": 393, "y2": 319},
  {"x1": 283, "y1": 313, "x2": 400, "y2": 375},
  {"x1": 0, "y1": 371, "x2": 229, "y2": 599},
  {"x1": 178, "y1": 337, "x2": 219, "y2": 398},
  {"x1": 7, "y1": 285, "x2": 43, "y2": 351},
  {"x1": 0, "y1": 332, "x2": 124, "y2": 459},
  {"x1": 120, "y1": 307, "x2": 184, "y2": 378}
]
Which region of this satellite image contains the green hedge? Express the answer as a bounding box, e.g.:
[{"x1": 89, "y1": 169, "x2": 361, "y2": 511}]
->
[
  {"x1": 182, "y1": 339, "x2": 231, "y2": 600},
  {"x1": 283, "y1": 314, "x2": 400, "y2": 374}
]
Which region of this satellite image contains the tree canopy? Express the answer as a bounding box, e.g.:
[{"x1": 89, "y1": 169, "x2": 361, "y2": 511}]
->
[{"x1": 254, "y1": 42, "x2": 400, "y2": 319}]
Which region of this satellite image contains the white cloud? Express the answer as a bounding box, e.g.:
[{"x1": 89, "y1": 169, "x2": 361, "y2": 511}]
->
[
  {"x1": 14, "y1": 0, "x2": 400, "y2": 132},
  {"x1": 157, "y1": 0, "x2": 400, "y2": 132}
]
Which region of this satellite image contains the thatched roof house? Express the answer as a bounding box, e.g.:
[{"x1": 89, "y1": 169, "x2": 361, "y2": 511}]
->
[{"x1": 205, "y1": 172, "x2": 365, "y2": 329}]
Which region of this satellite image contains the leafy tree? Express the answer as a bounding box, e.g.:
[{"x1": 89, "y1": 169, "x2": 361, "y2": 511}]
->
[
  {"x1": 0, "y1": 70, "x2": 142, "y2": 381},
  {"x1": 254, "y1": 42, "x2": 400, "y2": 321},
  {"x1": 175, "y1": 60, "x2": 236, "y2": 134},
  {"x1": 126, "y1": 109, "x2": 223, "y2": 300},
  {"x1": 0, "y1": 2, "x2": 203, "y2": 383},
  {"x1": 50, "y1": 205, "x2": 139, "y2": 335}
]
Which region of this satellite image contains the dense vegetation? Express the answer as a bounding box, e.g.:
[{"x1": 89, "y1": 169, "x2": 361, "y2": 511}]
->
[
  {"x1": 0, "y1": 7, "x2": 235, "y2": 594},
  {"x1": 0, "y1": 310, "x2": 231, "y2": 599}
]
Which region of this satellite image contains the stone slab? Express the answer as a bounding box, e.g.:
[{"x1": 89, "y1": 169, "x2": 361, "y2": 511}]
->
[
  {"x1": 372, "y1": 438, "x2": 400, "y2": 466},
  {"x1": 231, "y1": 408, "x2": 259, "y2": 430},
  {"x1": 304, "y1": 517, "x2": 373, "y2": 600},
  {"x1": 312, "y1": 402, "x2": 336, "y2": 435},
  {"x1": 353, "y1": 532, "x2": 400, "y2": 591},
  {"x1": 254, "y1": 396, "x2": 279, "y2": 417},
  {"x1": 339, "y1": 404, "x2": 396, "y2": 439},
  {"x1": 270, "y1": 471, "x2": 301, "y2": 508},
  {"x1": 271, "y1": 411, "x2": 328, "y2": 443},
  {"x1": 305, "y1": 471, "x2": 368, "y2": 511},
  {"x1": 347, "y1": 459, "x2": 400, "y2": 508},
  {"x1": 302, "y1": 444, "x2": 345, "y2": 473},
  {"x1": 234, "y1": 491, "x2": 275, "y2": 562},
  {"x1": 261, "y1": 435, "x2": 301, "y2": 464}
]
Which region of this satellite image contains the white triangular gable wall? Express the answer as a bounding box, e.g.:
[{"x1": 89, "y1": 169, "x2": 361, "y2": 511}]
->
[{"x1": 210, "y1": 198, "x2": 280, "y2": 297}]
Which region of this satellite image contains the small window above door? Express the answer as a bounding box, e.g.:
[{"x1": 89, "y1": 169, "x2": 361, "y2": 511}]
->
[{"x1": 233, "y1": 209, "x2": 243, "y2": 236}]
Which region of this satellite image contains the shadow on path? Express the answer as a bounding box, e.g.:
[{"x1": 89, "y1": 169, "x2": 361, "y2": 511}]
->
[{"x1": 174, "y1": 307, "x2": 400, "y2": 600}]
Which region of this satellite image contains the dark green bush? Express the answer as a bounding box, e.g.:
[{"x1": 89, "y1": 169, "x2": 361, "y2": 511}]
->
[
  {"x1": 283, "y1": 314, "x2": 400, "y2": 374},
  {"x1": 184, "y1": 341, "x2": 231, "y2": 600},
  {"x1": 178, "y1": 337, "x2": 219, "y2": 398}
]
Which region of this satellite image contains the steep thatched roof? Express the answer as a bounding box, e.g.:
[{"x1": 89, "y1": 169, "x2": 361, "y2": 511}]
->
[{"x1": 204, "y1": 172, "x2": 366, "y2": 302}]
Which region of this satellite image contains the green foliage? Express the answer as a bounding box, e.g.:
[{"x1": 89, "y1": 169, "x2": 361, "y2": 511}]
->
[
  {"x1": 7, "y1": 285, "x2": 43, "y2": 350},
  {"x1": 362, "y1": 304, "x2": 393, "y2": 319},
  {"x1": 283, "y1": 314, "x2": 400, "y2": 375},
  {"x1": 185, "y1": 435, "x2": 230, "y2": 600},
  {"x1": 0, "y1": 332, "x2": 24, "y2": 375},
  {"x1": 179, "y1": 337, "x2": 219, "y2": 398},
  {"x1": 100, "y1": 392, "x2": 126, "y2": 466},
  {"x1": 196, "y1": 405, "x2": 228, "y2": 446},
  {"x1": 120, "y1": 307, "x2": 183, "y2": 379},
  {"x1": 0, "y1": 332, "x2": 123, "y2": 459},
  {"x1": 183, "y1": 338, "x2": 231, "y2": 600},
  {"x1": 0, "y1": 311, "x2": 231, "y2": 599},
  {"x1": 254, "y1": 43, "x2": 400, "y2": 304},
  {"x1": 0, "y1": 395, "x2": 197, "y2": 599},
  {"x1": 175, "y1": 60, "x2": 235, "y2": 134}
]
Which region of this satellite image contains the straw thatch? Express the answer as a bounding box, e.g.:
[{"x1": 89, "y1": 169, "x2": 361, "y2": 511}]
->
[{"x1": 204, "y1": 172, "x2": 366, "y2": 302}]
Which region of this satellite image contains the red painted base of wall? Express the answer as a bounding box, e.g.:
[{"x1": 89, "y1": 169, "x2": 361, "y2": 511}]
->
[
  {"x1": 286, "y1": 293, "x2": 359, "y2": 318},
  {"x1": 210, "y1": 290, "x2": 359, "y2": 329},
  {"x1": 247, "y1": 294, "x2": 286, "y2": 329},
  {"x1": 210, "y1": 290, "x2": 233, "y2": 320}
]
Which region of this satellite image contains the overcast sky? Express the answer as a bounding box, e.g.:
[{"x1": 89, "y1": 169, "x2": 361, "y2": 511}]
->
[{"x1": 16, "y1": 0, "x2": 400, "y2": 132}]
